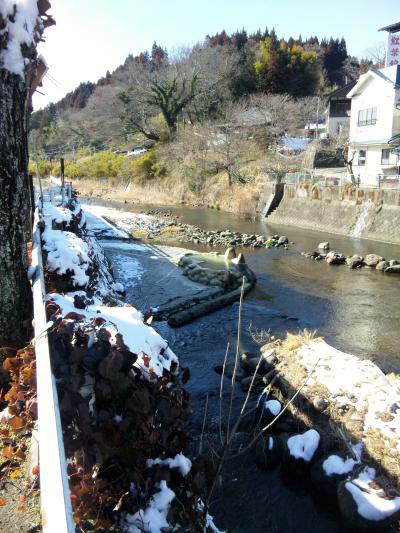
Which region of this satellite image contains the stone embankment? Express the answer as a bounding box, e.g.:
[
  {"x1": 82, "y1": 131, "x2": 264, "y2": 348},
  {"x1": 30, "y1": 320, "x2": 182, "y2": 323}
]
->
[
  {"x1": 302, "y1": 241, "x2": 400, "y2": 274},
  {"x1": 214, "y1": 332, "x2": 400, "y2": 531},
  {"x1": 268, "y1": 183, "x2": 400, "y2": 245}
]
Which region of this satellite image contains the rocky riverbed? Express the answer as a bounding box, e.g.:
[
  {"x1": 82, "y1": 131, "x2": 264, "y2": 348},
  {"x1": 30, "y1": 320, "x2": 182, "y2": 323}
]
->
[
  {"x1": 82, "y1": 202, "x2": 291, "y2": 249},
  {"x1": 302, "y1": 241, "x2": 400, "y2": 274}
]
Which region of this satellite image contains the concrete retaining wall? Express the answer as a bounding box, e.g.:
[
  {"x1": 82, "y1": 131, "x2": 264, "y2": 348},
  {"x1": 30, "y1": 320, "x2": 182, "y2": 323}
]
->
[{"x1": 268, "y1": 184, "x2": 400, "y2": 244}]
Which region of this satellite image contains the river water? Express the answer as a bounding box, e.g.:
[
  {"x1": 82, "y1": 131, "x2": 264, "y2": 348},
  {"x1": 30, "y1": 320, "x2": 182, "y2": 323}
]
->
[
  {"x1": 101, "y1": 200, "x2": 400, "y2": 374},
  {"x1": 96, "y1": 200, "x2": 400, "y2": 532}
]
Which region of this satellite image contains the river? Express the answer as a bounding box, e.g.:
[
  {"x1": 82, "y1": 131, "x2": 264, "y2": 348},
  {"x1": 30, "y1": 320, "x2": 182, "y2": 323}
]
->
[
  {"x1": 96, "y1": 199, "x2": 400, "y2": 374},
  {"x1": 93, "y1": 200, "x2": 400, "y2": 532}
]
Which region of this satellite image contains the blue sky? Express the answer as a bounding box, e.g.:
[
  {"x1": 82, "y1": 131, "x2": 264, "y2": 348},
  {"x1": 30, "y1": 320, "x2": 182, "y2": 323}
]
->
[{"x1": 33, "y1": 0, "x2": 398, "y2": 109}]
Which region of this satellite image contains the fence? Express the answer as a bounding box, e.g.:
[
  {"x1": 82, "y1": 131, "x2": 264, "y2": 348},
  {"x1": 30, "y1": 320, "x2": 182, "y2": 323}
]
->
[
  {"x1": 284, "y1": 172, "x2": 400, "y2": 190},
  {"x1": 32, "y1": 186, "x2": 75, "y2": 532}
]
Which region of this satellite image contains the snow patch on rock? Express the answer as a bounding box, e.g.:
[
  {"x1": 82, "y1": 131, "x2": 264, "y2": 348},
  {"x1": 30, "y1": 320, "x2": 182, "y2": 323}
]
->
[
  {"x1": 322, "y1": 455, "x2": 358, "y2": 477},
  {"x1": 345, "y1": 468, "x2": 400, "y2": 522},
  {"x1": 287, "y1": 429, "x2": 320, "y2": 462}
]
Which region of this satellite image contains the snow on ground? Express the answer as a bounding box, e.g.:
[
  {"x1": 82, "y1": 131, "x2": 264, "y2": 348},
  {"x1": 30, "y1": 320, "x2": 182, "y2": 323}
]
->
[
  {"x1": 81, "y1": 203, "x2": 169, "y2": 236},
  {"x1": 124, "y1": 480, "x2": 175, "y2": 533},
  {"x1": 147, "y1": 453, "x2": 192, "y2": 476},
  {"x1": 297, "y1": 340, "x2": 400, "y2": 454},
  {"x1": 49, "y1": 293, "x2": 177, "y2": 379},
  {"x1": 82, "y1": 205, "x2": 131, "y2": 239},
  {"x1": 344, "y1": 467, "x2": 400, "y2": 521},
  {"x1": 42, "y1": 203, "x2": 72, "y2": 224},
  {"x1": 41, "y1": 225, "x2": 91, "y2": 288}
]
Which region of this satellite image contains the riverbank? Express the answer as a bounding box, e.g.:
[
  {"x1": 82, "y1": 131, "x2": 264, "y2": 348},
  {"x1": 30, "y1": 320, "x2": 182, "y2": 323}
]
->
[
  {"x1": 75, "y1": 178, "x2": 400, "y2": 246},
  {"x1": 84, "y1": 201, "x2": 400, "y2": 531},
  {"x1": 35, "y1": 192, "x2": 224, "y2": 531},
  {"x1": 74, "y1": 173, "x2": 264, "y2": 216}
]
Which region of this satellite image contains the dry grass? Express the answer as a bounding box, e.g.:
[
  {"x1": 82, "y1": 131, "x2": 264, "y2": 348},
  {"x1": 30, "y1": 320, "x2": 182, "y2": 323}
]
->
[
  {"x1": 73, "y1": 170, "x2": 265, "y2": 216},
  {"x1": 265, "y1": 330, "x2": 400, "y2": 494}
]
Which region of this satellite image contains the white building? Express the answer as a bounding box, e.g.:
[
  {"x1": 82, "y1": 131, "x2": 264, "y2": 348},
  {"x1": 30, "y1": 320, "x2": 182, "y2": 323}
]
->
[{"x1": 347, "y1": 65, "x2": 400, "y2": 185}]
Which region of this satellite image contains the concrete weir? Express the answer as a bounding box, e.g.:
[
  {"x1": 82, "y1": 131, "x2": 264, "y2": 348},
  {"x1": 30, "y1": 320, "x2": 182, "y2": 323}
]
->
[
  {"x1": 153, "y1": 249, "x2": 257, "y2": 326},
  {"x1": 267, "y1": 183, "x2": 400, "y2": 244}
]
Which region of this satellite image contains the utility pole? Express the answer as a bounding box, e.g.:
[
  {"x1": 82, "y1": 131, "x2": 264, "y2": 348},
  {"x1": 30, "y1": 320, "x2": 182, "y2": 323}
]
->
[
  {"x1": 315, "y1": 96, "x2": 320, "y2": 140},
  {"x1": 60, "y1": 157, "x2": 65, "y2": 204}
]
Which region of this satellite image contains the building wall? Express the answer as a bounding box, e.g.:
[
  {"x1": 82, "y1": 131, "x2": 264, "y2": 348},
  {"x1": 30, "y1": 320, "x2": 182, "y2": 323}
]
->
[
  {"x1": 349, "y1": 76, "x2": 400, "y2": 184},
  {"x1": 349, "y1": 77, "x2": 394, "y2": 144},
  {"x1": 352, "y1": 145, "x2": 399, "y2": 185},
  {"x1": 327, "y1": 115, "x2": 350, "y2": 136}
]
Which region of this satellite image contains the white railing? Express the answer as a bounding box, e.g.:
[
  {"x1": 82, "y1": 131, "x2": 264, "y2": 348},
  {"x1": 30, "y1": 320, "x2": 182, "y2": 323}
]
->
[
  {"x1": 284, "y1": 172, "x2": 400, "y2": 189},
  {"x1": 31, "y1": 211, "x2": 74, "y2": 532},
  {"x1": 353, "y1": 174, "x2": 400, "y2": 189}
]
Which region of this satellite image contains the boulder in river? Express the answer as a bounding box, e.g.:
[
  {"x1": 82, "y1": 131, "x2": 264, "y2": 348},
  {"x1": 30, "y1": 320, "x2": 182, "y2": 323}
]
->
[
  {"x1": 326, "y1": 251, "x2": 346, "y2": 265},
  {"x1": 255, "y1": 395, "x2": 282, "y2": 427},
  {"x1": 363, "y1": 254, "x2": 384, "y2": 267},
  {"x1": 318, "y1": 242, "x2": 330, "y2": 250},
  {"x1": 240, "y1": 353, "x2": 265, "y2": 374},
  {"x1": 278, "y1": 236, "x2": 289, "y2": 245},
  {"x1": 376, "y1": 260, "x2": 389, "y2": 271},
  {"x1": 384, "y1": 264, "x2": 400, "y2": 274},
  {"x1": 346, "y1": 255, "x2": 364, "y2": 268}
]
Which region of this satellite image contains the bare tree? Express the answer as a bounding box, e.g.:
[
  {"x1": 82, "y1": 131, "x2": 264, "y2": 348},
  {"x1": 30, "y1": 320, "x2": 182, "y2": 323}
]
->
[
  {"x1": 363, "y1": 41, "x2": 386, "y2": 69},
  {"x1": 117, "y1": 43, "x2": 239, "y2": 141},
  {"x1": 0, "y1": 1, "x2": 54, "y2": 345}
]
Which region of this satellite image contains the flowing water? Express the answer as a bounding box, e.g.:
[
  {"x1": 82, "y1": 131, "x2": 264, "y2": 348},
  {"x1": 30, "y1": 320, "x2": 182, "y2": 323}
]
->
[
  {"x1": 95, "y1": 200, "x2": 400, "y2": 532},
  {"x1": 97, "y1": 199, "x2": 400, "y2": 374}
]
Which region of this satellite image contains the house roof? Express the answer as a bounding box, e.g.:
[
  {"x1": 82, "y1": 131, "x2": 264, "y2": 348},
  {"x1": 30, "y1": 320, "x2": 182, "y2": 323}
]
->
[
  {"x1": 378, "y1": 21, "x2": 400, "y2": 33},
  {"x1": 327, "y1": 80, "x2": 357, "y2": 100},
  {"x1": 347, "y1": 65, "x2": 400, "y2": 98}
]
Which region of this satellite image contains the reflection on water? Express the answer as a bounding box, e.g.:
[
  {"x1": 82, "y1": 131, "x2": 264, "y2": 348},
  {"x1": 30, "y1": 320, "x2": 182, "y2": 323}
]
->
[{"x1": 92, "y1": 199, "x2": 400, "y2": 373}]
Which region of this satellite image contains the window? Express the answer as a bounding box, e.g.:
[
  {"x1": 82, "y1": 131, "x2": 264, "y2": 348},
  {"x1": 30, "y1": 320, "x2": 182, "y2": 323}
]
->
[
  {"x1": 381, "y1": 148, "x2": 391, "y2": 165},
  {"x1": 358, "y1": 150, "x2": 366, "y2": 166},
  {"x1": 357, "y1": 107, "x2": 377, "y2": 126}
]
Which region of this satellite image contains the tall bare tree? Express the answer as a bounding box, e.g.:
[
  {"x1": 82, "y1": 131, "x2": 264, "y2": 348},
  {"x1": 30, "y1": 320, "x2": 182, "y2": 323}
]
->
[{"x1": 0, "y1": 0, "x2": 54, "y2": 345}]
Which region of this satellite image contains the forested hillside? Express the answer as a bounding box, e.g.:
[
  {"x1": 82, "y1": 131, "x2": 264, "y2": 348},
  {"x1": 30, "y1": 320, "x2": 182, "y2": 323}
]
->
[{"x1": 30, "y1": 27, "x2": 375, "y2": 158}]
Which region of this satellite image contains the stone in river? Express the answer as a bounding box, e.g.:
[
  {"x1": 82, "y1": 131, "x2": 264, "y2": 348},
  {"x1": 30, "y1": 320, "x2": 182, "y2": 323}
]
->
[
  {"x1": 278, "y1": 236, "x2": 289, "y2": 245},
  {"x1": 376, "y1": 260, "x2": 389, "y2": 271},
  {"x1": 363, "y1": 254, "x2": 384, "y2": 267},
  {"x1": 346, "y1": 255, "x2": 363, "y2": 268}
]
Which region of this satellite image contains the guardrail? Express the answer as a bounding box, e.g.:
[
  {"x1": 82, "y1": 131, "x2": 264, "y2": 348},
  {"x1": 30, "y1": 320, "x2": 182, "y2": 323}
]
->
[{"x1": 31, "y1": 210, "x2": 74, "y2": 532}]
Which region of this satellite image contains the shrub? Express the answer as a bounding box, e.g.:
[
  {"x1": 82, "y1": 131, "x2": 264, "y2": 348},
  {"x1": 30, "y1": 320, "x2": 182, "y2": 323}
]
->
[
  {"x1": 64, "y1": 151, "x2": 125, "y2": 179},
  {"x1": 117, "y1": 149, "x2": 166, "y2": 183}
]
